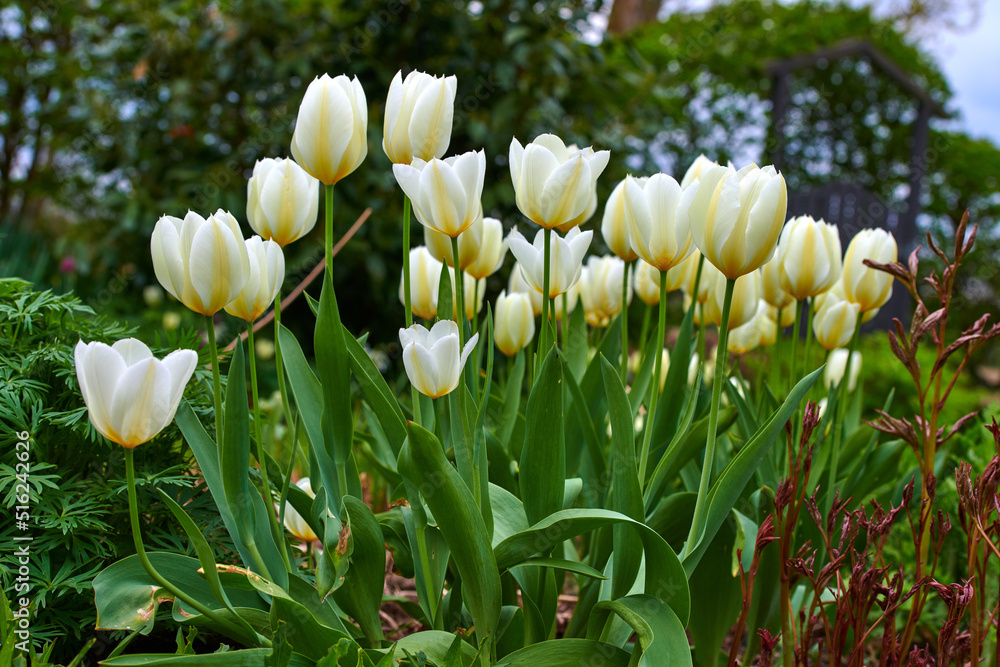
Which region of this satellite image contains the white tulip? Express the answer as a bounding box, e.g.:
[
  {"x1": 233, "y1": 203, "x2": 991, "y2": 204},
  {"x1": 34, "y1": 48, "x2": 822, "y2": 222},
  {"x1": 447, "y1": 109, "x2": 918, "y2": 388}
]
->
[
  {"x1": 399, "y1": 246, "x2": 444, "y2": 320},
  {"x1": 842, "y1": 228, "x2": 897, "y2": 312},
  {"x1": 383, "y1": 70, "x2": 457, "y2": 165},
  {"x1": 74, "y1": 338, "x2": 197, "y2": 448},
  {"x1": 682, "y1": 250, "x2": 721, "y2": 305},
  {"x1": 601, "y1": 177, "x2": 641, "y2": 262},
  {"x1": 760, "y1": 253, "x2": 794, "y2": 310},
  {"x1": 507, "y1": 227, "x2": 593, "y2": 298},
  {"x1": 623, "y1": 173, "x2": 697, "y2": 272},
  {"x1": 704, "y1": 270, "x2": 760, "y2": 331},
  {"x1": 579, "y1": 255, "x2": 631, "y2": 328},
  {"x1": 247, "y1": 158, "x2": 319, "y2": 247},
  {"x1": 680, "y1": 154, "x2": 718, "y2": 189},
  {"x1": 225, "y1": 237, "x2": 285, "y2": 322},
  {"x1": 393, "y1": 150, "x2": 486, "y2": 238},
  {"x1": 509, "y1": 134, "x2": 610, "y2": 229},
  {"x1": 776, "y1": 215, "x2": 842, "y2": 300},
  {"x1": 494, "y1": 291, "x2": 536, "y2": 356},
  {"x1": 399, "y1": 321, "x2": 479, "y2": 399},
  {"x1": 633, "y1": 259, "x2": 661, "y2": 306},
  {"x1": 282, "y1": 478, "x2": 319, "y2": 542},
  {"x1": 425, "y1": 216, "x2": 507, "y2": 279},
  {"x1": 291, "y1": 74, "x2": 368, "y2": 185},
  {"x1": 508, "y1": 263, "x2": 543, "y2": 316},
  {"x1": 151, "y1": 210, "x2": 250, "y2": 316},
  {"x1": 813, "y1": 293, "x2": 861, "y2": 351},
  {"x1": 825, "y1": 349, "x2": 862, "y2": 392},
  {"x1": 728, "y1": 301, "x2": 771, "y2": 355}
]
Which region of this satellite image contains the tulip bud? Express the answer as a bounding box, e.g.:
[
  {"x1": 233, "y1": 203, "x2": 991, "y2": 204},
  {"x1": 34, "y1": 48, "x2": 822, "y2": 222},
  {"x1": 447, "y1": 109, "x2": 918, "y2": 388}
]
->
[
  {"x1": 813, "y1": 295, "x2": 861, "y2": 351},
  {"x1": 680, "y1": 154, "x2": 718, "y2": 189},
  {"x1": 508, "y1": 227, "x2": 593, "y2": 298},
  {"x1": 579, "y1": 255, "x2": 632, "y2": 328},
  {"x1": 399, "y1": 246, "x2": 443, "y2": 320},
  {"x1": 255, "y1": 338, "x2": 276, "y2": 361},
  {"x1": 399, "y1": 321, "x2": 479, "y2": 398},
  {"x1": 383, "y1": 70, "x2": 457, "y2": 165},
  {"x1": 290, "y1": 74, "x2": 368, "y2": 185},
  {"x1": 842, "y1": 228, "x2": 897, "y2": 312},
  {"x1": 601, "y1": 178, "x2": 641, "y2": 261},
  {"x1": 633, "y1": 260, "x2": 661, "y2": 306},
  {"x1": 508, "y1": 263, "x2": 543, "y2": 316},
  {"x1": 162, "y1": 312, "x2": 181, "y2": 331},
  {"x1": 815, "y1": 279, "x2": 879, "y2": 324},
  {"x1": 727, "y1": 301, "x2": 772, "y2": 354},
  {"x1": 688, "y1": 163, "x2": 787, "y2": 279},
  {"x1": 760, "y1": 254, "x2": 794, "y2": 310},
  {"x1": 225, "y1": 237, "x2": 285, "y2": 322},
  {"x1": 657, "y1": 349, "x2": 671, "y2": 391},
  {"x1": 509, "y1": 134, "x2": 610, "y2": 229},
  {"x1": 247, "y1": 158, "x2": 320, "y2": 247},
  {"x1": 151, "y1": 210, "x2": 251, "y2": 316},
  {"x1": 143, "y1": 285, "x2": 163, "y2": 307},
  {"x1": 687, "y1": 352, "x2": 702, "y2": 386},
  {"x1": 282, "y1": 478, "x2": 319, "y2": 542},
  {"x1": 426, "y1": 216, "x2": 507, "y2": 280},
  {"x1": 825, "y1": 348, "x2": 862, "y2": 392},
  {"x1": 74, "y1": 339, "x2": 197, "y2": 448},
  {"x1": 494, "y1": 291, "x2": 536, "y2": 356},
  {"x1": 705, "y1": 270, "x2": 760, "y2": 330},
  {"x1": 776, "y1": 215, "x2": 842, "y2": 300},
  {"x1": 623, "y1": 174, "x2": 696, "y2": 272},
  {"x1": 681, "y1": 249, "x2": 719, "y2": 304},
  {"x1": 393, "y1": 150, "x2": 486, "y2": 238},
  {"x1": 450, "y1": 269, "x2": 485, "y2": 321}
]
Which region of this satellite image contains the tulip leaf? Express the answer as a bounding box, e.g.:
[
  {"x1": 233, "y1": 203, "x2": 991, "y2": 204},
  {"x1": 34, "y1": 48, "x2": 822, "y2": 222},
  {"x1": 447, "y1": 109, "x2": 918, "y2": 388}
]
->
[
  {"x1": 342, "y1": 322, "x2": 406, "y2": 455},
  {"x1": 371, "y1": 631, "x2": 479, "y2": 666},
  {"x1": 649, "y1": 303, "x2": 695, "y2": 451},
  {"x1": 564, "y1": 304, "x2": 588, "y2": 382},
  {"x1": 588, "y1": 595, "x2": 693, "y2": 667},
  {"x1": 271, "y1": 596, "x2": 353, "y2": 660},
  {"x1": 333, "y1": 496, "x2": 385, "y2": 647},
  {"x1": 519, "y1": 346, "x2": 564, "y2": 525},
  {"x1": 687, "y1": 509, "x2": 743, "y2": 667},
  {"x1": 683, "y1": 366, "x2": 824, "y2": 574},
  {"x1": 509, "y1": 557, "x2": 608, "y2": 580},
  {"x1": 98, "y1": 650, "x2": 280, "y2": 666},
  {"x1": 497, "y1": 350, "x2": 525, "y2": 453},
  {"x1": 601, "y1": 357, "x2": 644, "y2": 599},
  {"x1": 438, "y1": 262, "x2": 454, "y2": 326},
  {"x1": 563, "y1": 358, "x2": 605, "y2": 477},
  {"x1": 495, "y1": 639, "x2": 632, "y2": 667},
  {"x1": 628, "y1": 334, "x2": 660, "y2": 419},
  {"x1": 315, "y1": 270, "x2": 355, "y2": 496},
  {"x1": 474, "y1": 307, "x2": 495, "y2": 536},
  {"x1": 398, "y1": 422, "x2": 503, "y2": 651},
  {"x1": 493, "y1": 508, "x2": 690, "y2": 625},
  {"x1": 219, "y1": 344, "x2": 257, "y2": 557}
]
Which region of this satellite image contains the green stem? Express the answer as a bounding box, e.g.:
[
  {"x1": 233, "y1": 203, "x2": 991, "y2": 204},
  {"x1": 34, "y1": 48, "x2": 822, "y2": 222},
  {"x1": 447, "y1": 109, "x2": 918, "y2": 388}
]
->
[
  {"x1": 451, "y1": 236, "x2": 464, "y2": 349},
  {"x1": 324, "y1": 184, "x2": 334, "y2": 276},
  {"x1": 789, "y1": 300, "x2": 803, "y2": 396},
  {"x1": 638, "y1": 304, "x2": 652, "y2": 369},
  {"x1": 637, "y1": 270, "x2": 668, "y2": 484},
  {"x1": 685, "y1": 277, "x2": 735, "y2": 556},
  {"x1": 620, "y1": 260, "x2": 631, "y2": 382},
  {"x1": 803, "y1": 297, "x2": 815, "y2": 374},
  {"x1": 248, "y1": 326, "x2": 289, "y2": 571},
  {"x1": 125, "y1": 449, "x2": 265, "y2": 644},
  {"x1": 826, "y1": 318, "x2": 863, "y2": 514},
  {"x1": 472, "y1": 278, "x2": 481, "y2": 336},
  {"x1": 774, "y1": 306, "x2": 784, "y2": 389},
  {"x1": 561, "y1": 292, "x2": 569, "y2": 348},
  {"x1": 691, "y1": 254, "x2": 707, "y2": 364},
  {"x1": 537, "y1": 228, "x2": 552, "y2": 377},
  {"x1": 273, "y1": 289, "x2": 293, "y2": 433},
  {"x1": 402, "y1": 195, "x2": 413, "y2": 328},
  {"x1": 205, "y1": 315, "x2": 224, "y2": 441}
]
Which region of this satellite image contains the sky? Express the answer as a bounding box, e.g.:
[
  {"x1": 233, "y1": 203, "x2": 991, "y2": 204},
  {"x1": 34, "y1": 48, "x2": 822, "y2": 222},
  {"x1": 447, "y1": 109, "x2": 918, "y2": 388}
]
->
[{"x1": 925, "y1": 0, "x2": 1000, "y2": 145}]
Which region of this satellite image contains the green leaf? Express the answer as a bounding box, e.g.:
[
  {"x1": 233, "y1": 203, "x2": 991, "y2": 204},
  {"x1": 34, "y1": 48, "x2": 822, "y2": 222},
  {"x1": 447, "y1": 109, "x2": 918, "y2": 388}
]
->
[
  {"x1": 510, "y1": 557, "x2": 608, "y2": 580},
  {"x1": 493, "y1": 508, "x2": 690, "y2": 624},
  {"x1": 600, "y1": 357, "x2": 643, "y2": 599},
  {"x1": 220, "y1": 344, "x2": 259, "y2": 563},
  {"x1": 334, "y1": 496, "x2": 386, "y2": 647},
  {"x1": 271, "y1": 597, "x2": 352, "y2": 660},
  {"x1": 99, "y1": 651, "x2": 275, "y2": 666},
  {"x1": 315, "y1": 271, "x2": 355, "y2": 494},
  {"x1": 563, "y1": 358, "x2": 606, "y2": 478},
  {"x1": 650, "y1": 304, "x2": 695, "y2": 446},
  {"x1": 398, "y1": 423, "x2": 502, "y2": 650},
  {"x1": 519, "y1": 347, "x2": 564, "y2": 524},
  {"x1": 683, "y1": 366, "x2": 823, "y2": 574},
  {"x1": 343, "y1": 322, "x2": 407, "y2": 454},
  {"x1": 375, "y1": 630, "x2": 479, "y2": 666},
  {"x1": 589, "y1": 595, "x2": 692, "y2": 667},
  {"x1": 495, "y1": 639, "x2": 631, "y2": 667},
  {"x1": 564, "y1": 303, "x2": 588, "y2": 382},
  {"x1": 497, "y1": 351, "x2": 525, "y2": 453},
  {"x1": 687, "y1": 513, "x2": 743, "y2": 667}
]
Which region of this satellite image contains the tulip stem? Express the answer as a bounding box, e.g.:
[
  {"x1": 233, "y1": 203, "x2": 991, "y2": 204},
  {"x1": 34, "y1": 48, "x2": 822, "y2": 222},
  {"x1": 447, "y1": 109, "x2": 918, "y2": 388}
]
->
[
  {"x1": 826, "y1": 317, "x2": 862, "y2": 515},
  {"x1": 402, "y1": 195, "x2": 413, "y2": 328},
  {"x1": 473, "y1": 278, "x2": 481, "y2": 336},
  {"x1": 451, "y1": 236, "x2": 464, "y2": 349},
  {"x1": 691, "y1": 254, "x2": 706, "y2": 362},
  {"x1": 124, "y1": 448, "x2": 267, "y2": 645},
  {"x1": 561, "y1": 292, "x2": 569, "y2": 348},
  {"x1": 205, "y1": 315, "x2": 224, "y2": 442},
  {"x1": 638, "y1": 304, "x2": 652, "y2": 369},
  {"x1": 537, "y1": 228, "x2": 553, "y2": 378},
  {"x1": 620, "y1": 260, "x2": 631, "y2": 382},
  {"x1": 248, "y1": 325, "x2": 290, "y2": 572},
  {"x1": 789, "y1": 300, "x2": 803, "y2": 397},
  {"x1": 685, "y1": 276, "x2": 735, "y2": 557},
  {"x1": 272, "y1": 289, "x2": 295, "y2": 441},
  {"x1": 637, "y1": 270, "x2": 668, "y2": 485},
  {"x1": 775, "y1": 306, "x2": 784, "y2": 390},
  {"x1": 324, "y1": 184, "x2": 334, "y2": 277},
  {"x1": 803, "y1": 297, "x2": 815, "y2": 374}
]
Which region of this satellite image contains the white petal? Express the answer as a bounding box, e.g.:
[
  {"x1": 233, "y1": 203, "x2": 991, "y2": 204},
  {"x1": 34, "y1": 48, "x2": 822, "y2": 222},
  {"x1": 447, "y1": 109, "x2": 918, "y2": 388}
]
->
[{"x1": 109, "y1": 358, "x2": 172, "y2": 447}]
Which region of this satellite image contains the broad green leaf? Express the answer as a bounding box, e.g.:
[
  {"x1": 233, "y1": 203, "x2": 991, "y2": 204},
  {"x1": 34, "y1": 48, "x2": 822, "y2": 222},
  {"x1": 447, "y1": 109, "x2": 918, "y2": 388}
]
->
[
  {"x1": 496, "y1": 351, "x2": 525, "y2": 452},
  {"x1": 315, "y1": 271, "x2": 355, "y2": 496},
  {"x1": 589, "y1": 595, "x2": 692, "y2": 667},
  {"x1": 334, "y1": 496, "x2": 386, "y2": 647},
  {"x1": 489, "y1": 483, "x2": 529, "y2": 547},
  {"x1": 563, "y1": 358, "x2": 606, "y2": 477},
  {"x1": 495, "y1": 639, "x2": 631, "y2": 667},
  {"x1": 629, "y1": 334, "x2": 659, "y2": 419},
  {"x1": 271, "y1": 596, "x2": 352, "y2": 660},
  {"x1": 343, "y1": 322, "x2": 406, "y2": 454},
  {"x1": 519, "y1": 347, "x2": 564, "y2": 524},
  {"x1": 564, "y1": 302, "x2": 588, "y2": 381},
  {"x1": 649, "y1": 304, "x2": 695, "y2": 447},
  {"x1": 600, "y1": 357, "x2": 643, "y2": 599},
  {"x1": 687, "y1": 513, "x2": 742, "y2": 667},
  {"x1": 510, "y1": 557, "x2": 607, "y2": 580},
  {"x1": 683, "y1": 366, "x2": 823, "y2": 574},
  {"x1": 398, "y1": 423, "x2": 502, "y2": 650},
  {"x1": 378, "y1": 630, "x2": 479, "y2": 666},
  {"x1": 98, "y1": 651, "x2": 281, "y2": 666}
]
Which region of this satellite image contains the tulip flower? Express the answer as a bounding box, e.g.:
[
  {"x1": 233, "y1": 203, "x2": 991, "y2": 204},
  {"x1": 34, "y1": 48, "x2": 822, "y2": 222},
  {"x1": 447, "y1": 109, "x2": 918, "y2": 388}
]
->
[
  {"x1": 688, "y1": 163, "x2": 787, "y2": 280},
  {"x1": 555, "y1": 143, "x2": 601, "y2": 233},
  {"x1": 579, "y1": 256, "x2": 632, "y2": 328},
  {"x1": 760, "y1": 254, "x2": 794, "y2": 311},
  {"x1": 399, "y1": 246, "x2": 444, "y2": 321},
  {"x1": 452, "y1": 269, "x2": 485, "y2": 321},
  {"x1": 225, "y1": 237, "x2": 285, "y2": 323},
  {"x1": 508, "y1": 263, "x2": 543, "y2": 316},
  {"x1": 494, "y1": 291, "x2": 536, "y2": 356},
  {"x1": 393, "y1": 150, "x2": 486, "y2": 239},
  {"x1": 623, "y1": 174, "x2": 697, "y2": 272},
  {"x1": 143, "y1": 285, "x2": 163, "y2": 308},
  {"x1": 282, "y1": 478, "x2": 320, "y2": 542},
  {"x1": 246, "y1": 158, "x2": 320, "y2": 247},
  {"x1": 383, "y1": 70, "x2": 457, "y2": 165},
  {"x1": 705, "y1": 270, "x2": 760, "y2": 331},
  {"x1": 633, "y1": 260, "x2": 662, "y2": 306},
  {"x1": 74, "y1": 339, "x2": 197, "y2": 448},
  {"x1": 601, "y1": 177, "x2": 641, "y2": 262},
  {"x1": 508, "y1": 227, "x2": 592, "y2": 299},
  {"x1": 680, "y1": 154, "x2": 718, "y2": 189},
  {"x1": 399, "y1": 321, "x2": 479, "y2": 399},
  {"x1": 764, "y1": 302, "x2": 795, "y2": 329},
  {"x1": 426, "y1": 216, "x2": 507, "y2": 279},
  {"x1": 290, "y1": 74, "x2": 368, "y2": 186},
  {"x1": 842, "y1": 228, "x2": 897, "y2": 312},
  {"x1": 508, "y1": 134, "x2": 610, "y2": 230},
  {"x1": 681, "y1": 249, "x2": 718, "y2": 304},
  {"x1": 825, "y1": 349, "x2": 862, "y2": 392},
  {"x1": 815, "y1": 279, "x2": 880, "y2": 323},
  {"x1": 776, "y1": 215, "x2": 842, "y2": 300},
  {"x1": 151, "y1": 210, "x2": 250, "y2": 317},
  {"x1": 813, "y1": 294, "x2": 861, "y2": 351}
]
